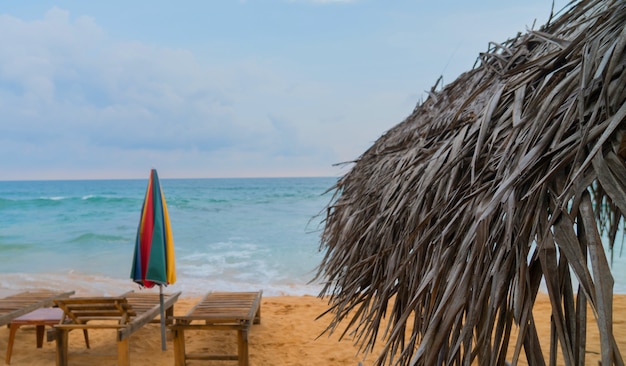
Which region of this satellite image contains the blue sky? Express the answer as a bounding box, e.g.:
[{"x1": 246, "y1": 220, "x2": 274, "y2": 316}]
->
[{"x1": 1, "y1": 0, "x2": 569, "y2": 180}]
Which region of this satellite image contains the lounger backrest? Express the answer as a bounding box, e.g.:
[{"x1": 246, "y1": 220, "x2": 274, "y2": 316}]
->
[{"x1": 54, "y1": 297, "x2": 137, "y2": 325}]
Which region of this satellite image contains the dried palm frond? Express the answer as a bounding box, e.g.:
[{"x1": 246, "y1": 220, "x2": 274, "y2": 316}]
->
[{"x1": 315, "y1": 0, "x2": 626, "y2": 365}]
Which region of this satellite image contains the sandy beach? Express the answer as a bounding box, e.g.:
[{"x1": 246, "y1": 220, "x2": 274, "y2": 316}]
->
[{"x1": 1, "y1": 293, "x2": 624, "y2": 365}]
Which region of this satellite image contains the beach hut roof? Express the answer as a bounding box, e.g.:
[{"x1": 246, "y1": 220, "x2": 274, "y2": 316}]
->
[{"x1": 315, "y1": 0, "x2": 626, "y2": 365}]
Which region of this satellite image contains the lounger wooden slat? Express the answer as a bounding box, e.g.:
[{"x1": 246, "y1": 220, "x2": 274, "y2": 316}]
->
[
  {"x1": 169, "y1": 291, "x2": 262, "y2": 366},
  {"x1": 0, "y1": 290, "x2": 75, "y2": 326},
  {"x1": 49, "y1": 291, "x2": 181, "y2": 366}
]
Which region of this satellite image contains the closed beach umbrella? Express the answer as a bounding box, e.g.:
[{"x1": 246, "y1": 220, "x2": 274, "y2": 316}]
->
[{"x1": 131, "y1": 168, "x2": 176, "y2": 350}]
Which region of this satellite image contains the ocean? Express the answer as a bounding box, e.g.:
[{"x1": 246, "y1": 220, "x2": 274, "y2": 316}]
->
[
  {"x1": 0, "y1": 177, "x2": 336, "y2": 298},
  {"x1": 0, "y1": 177, "x2": 624, "y2": 298}
]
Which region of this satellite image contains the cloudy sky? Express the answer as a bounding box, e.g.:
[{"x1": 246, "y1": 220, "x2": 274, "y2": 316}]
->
[{"x1": 1, "y1": 0, "x2": 569, "y2": 180}]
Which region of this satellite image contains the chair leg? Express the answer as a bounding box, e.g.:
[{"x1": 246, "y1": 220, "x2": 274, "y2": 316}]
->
[
  {"x1": 254, "y1": 306, "x2": 261, "y2": 325},
  {"x1": 55, "y1": 329, "x2": 69, "y2": 366},
  {"x1": 165, "y1": 305, "x2": 175, "y2": 325},
  {"x1": 172, "y1": 328, "x2": 186, "y2": 366},
  {"x1": 118, "y1": 338, "x2": 130, "y2": 366},
  {"x1": 238, "y1": 328, "x2": 249, "y2": 366},
  {"x1": 82, "y1": 329, "x2": 90, "y2": 348}
]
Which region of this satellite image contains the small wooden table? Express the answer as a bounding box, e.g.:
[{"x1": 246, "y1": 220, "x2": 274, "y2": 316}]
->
[{"x1": 5, "y1": 307, "x2": 64, "y2": 364}]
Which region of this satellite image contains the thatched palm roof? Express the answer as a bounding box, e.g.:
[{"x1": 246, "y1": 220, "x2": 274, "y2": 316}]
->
[{"x1": 316, "y1": 0, "x2": 626, "y2": 365}]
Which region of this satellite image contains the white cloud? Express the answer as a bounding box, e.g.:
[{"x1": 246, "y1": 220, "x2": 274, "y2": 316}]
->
[
  {"x1": 0, "y1": 6, "x2": 395, "y2": 180},
  {"x1": 0, "y1": 1, "x2": 570, "y2": 180}
]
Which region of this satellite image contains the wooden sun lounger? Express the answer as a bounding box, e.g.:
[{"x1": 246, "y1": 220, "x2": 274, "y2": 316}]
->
[
  {"x1": 169, "y1": 291, "x2": 262, "y2": 366},
  {"x1": 48, "y1": 291, "x2": 182, "y2": 366},
  {"x1": 0, "y1": 290, "x2": 75, "y2": 327}
]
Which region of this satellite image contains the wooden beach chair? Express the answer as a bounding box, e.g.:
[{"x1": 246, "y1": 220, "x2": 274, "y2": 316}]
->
[
  {"x1": 48, "y1": 291, "x2": 182, "y2": 366},
  {"x1": 0, "y1": 290, "x2": 75, "y2": 326},
  {"x1": 169, "y1": 290, "x2": 262, "y2": 366}
]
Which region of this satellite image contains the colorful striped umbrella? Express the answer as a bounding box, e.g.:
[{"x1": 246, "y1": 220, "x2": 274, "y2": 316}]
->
[{"x1": 130, "y1": 168, "x2": 176, "y2": 350}]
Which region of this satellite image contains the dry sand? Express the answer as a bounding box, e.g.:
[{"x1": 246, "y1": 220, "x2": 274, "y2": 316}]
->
[{"x1": 1, "y1": 294, "x2": 624, "y2": 365}]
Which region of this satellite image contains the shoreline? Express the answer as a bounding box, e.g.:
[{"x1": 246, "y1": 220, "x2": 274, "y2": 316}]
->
[
  {"x1": 0, "y1": 272, "x2": 324, "y2": 299},
  {"x1": 1, "y1": 293, "x2": 624, "y2": 365}
]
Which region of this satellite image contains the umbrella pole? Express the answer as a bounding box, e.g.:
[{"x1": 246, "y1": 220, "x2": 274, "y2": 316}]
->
[{"x1": 159, "y1": 285, "x2": 166, "y2": 351}]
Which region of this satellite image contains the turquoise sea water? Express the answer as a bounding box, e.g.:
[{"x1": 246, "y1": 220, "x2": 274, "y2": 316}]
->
[
  {"x1": 0, "y1": 177, "x2": 624, "y2": 298},
  {"x1": 0, "y1": 177, "x2": 336, "y2": 297}
]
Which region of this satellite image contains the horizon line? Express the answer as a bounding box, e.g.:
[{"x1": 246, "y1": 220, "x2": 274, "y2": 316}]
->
[{"x1": 0, "y1": 175, "x2": 340, "y2": 183}]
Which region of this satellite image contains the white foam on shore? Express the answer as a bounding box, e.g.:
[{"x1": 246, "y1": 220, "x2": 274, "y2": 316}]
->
[{"x1": 0, "y1": 271, "x2": 324, "y2": 299}]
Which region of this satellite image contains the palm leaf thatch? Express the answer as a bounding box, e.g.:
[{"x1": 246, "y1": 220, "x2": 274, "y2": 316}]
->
[{"x1": 315, "y1": 0, "x2": 626, "y2": 365}]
